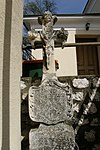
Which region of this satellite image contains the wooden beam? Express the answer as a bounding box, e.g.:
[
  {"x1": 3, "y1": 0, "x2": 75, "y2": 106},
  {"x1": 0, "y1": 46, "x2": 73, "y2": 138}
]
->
[
  {"x1": 64, "y1": 42, "x2": 100, "y2": 47},
  {"x1": 22, "y1": 42, "x2": 100, "y2": 50}
]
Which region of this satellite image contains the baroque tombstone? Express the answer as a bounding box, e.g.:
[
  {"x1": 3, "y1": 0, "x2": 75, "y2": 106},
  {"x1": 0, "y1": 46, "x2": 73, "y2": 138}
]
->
[{"x1": 28, "y1": 11, "x2": 75, "y2": 150}]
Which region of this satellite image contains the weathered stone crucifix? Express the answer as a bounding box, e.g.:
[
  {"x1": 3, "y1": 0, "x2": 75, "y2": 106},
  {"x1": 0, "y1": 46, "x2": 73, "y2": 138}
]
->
[
  {"x1": 28, "y1": 11, "x2": 68, "y2": 78},
  {"x1": 28, "y1": 11, "x2": 75, "y2": 150}
]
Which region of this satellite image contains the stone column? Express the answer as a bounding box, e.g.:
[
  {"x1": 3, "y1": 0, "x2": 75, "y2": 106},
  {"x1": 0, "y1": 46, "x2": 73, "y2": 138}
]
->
[
  {"x1": 0, "y1": 0, "x2": 23, "y2": 150},
  {"x1": 0, "y1": 0, "x2": 6, "y2": 149}
]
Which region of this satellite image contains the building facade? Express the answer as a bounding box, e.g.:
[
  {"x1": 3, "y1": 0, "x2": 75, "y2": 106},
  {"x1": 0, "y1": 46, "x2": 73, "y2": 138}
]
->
[
  {"x1": 83, "y1": 0, "x2": 100, "y2": 14},
  {"x1": 23, "y1": 14, "x2": 100, "y2": 77}
]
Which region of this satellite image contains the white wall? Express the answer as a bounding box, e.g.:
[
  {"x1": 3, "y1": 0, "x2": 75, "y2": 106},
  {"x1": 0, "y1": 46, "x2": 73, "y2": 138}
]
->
[
  {"x1": 32, "y1": 30, "x2": 78, "y2": 77},
  {"x1": 55, "y1": 30, "x2": 77, "y2": 76},
  {"x1": 0, "y1": 0, "x2": 23, "y2": 150},
  {"x1": 0, "y1": 0, "x2": 5, "y2": 148},
  {"x1": 10, "y1": 1, "x2": 23, "y2": 149}
]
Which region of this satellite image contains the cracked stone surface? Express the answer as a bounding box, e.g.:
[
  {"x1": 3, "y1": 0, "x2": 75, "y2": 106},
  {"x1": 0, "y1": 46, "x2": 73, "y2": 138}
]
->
[
  {"x1": 29, "y1": 78, "x2": 73, "y2": 124},
  {"x1": 29, "y1": 123, "x2": 75, "y2": 150}
]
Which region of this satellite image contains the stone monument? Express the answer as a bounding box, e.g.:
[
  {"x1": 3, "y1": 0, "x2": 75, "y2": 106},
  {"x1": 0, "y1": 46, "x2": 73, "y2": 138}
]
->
[{"x1": 28, "y1": 11, "x2": 75, "y2": 150}]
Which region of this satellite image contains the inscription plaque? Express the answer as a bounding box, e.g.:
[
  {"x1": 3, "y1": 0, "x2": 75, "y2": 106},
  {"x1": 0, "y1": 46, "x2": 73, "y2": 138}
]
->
[{"x1": 29, "y1": 79, "x2": 73, "y2": 124}]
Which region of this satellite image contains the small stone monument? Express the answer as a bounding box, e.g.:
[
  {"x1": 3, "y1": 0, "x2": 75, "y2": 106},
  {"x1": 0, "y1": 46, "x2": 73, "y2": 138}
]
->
[{"x1": 28, "y1": 11, "x2": 75, "y2": 150}]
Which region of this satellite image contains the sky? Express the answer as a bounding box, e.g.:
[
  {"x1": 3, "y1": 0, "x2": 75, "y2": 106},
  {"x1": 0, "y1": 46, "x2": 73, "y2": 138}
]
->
[
  {"x1": 55, "y1": 0, "x2": 88, "y2": 14},
  {"x1": 24, "y1": 0, "x2": 88, "y2": 14}
]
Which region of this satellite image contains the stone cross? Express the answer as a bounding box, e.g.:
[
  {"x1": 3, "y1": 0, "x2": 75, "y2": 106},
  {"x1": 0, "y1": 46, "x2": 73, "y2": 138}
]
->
[
  {"x1": 28, "y1": 11, "x2": 68, "y2": 78},
  {"x1": 28, "y1": 12, "x2": 75, "y2": 150},
  {"x1": 38, "y1": 11, "x2": 57, "y2": 75}
]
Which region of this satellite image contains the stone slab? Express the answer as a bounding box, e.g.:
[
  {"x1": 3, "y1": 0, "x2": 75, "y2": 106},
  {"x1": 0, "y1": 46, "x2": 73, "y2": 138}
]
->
[
  {"x1": 72, "y1": 78, "x2": 89, "y2": 88},
  {"x1": 29, "y1": 123, "x2": 75, "y2": 150},
  {"x1": 29, "y1": 79, "x2": 73, "y2": 124}
]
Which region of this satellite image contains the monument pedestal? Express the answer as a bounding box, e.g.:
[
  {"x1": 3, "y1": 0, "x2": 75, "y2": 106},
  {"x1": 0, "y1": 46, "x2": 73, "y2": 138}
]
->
[
  {"x1": 29, "y1": 77, "x2": 75, "y2": 150},
  {"x1": 29, "y1": 123, "x2": 75, "y2": 150}
]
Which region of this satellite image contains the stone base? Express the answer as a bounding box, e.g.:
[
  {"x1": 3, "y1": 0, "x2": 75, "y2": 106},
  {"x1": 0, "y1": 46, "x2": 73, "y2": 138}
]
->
[{"x1": 29, "y1": 123, "x2": 75, "y2": 150}]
